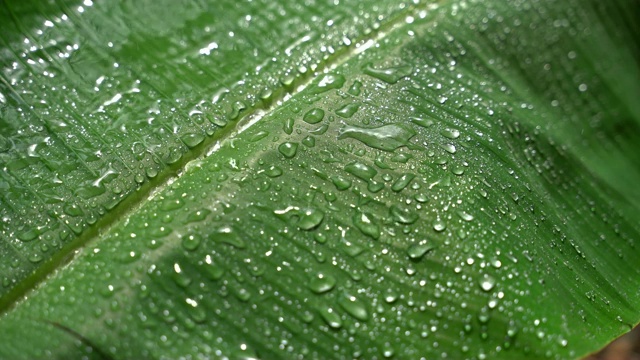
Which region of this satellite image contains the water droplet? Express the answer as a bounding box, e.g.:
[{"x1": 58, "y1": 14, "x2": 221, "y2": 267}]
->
[
  {"x1": 479, "y1": 275, "x2": 496, "y2": 292},
  {"x1": 250, "y1": 131, "x2": 269, "y2": 142},
  {"x1": 186, "y1": 209, "x2": 211, "y2": 223},
  {"x1": 353, "y1": 212, "x2": 380, "y2": 239},
  {"x1": 442, "y1": 143, "x2": 456, "y2": 154},
  {"x1": 331, "y1": 176, "x2": 352, "y2": 191},
  {"x1": 185, "y1": 298, "x2": 207, "y2": 323},
  {"x1": 302, "y1": 136, "x2": 315, "y2": 147},
  {"x1": 298, "y1": 208, "x2": 325, "y2": 230},
  {"x1": 457, "y1": 211, "x2": 474, "y2": 221},
  {"x1": 63, "y1": 203, "x2": 84, "y2": 217},
  {"x1": 389, "y1": 205, "x2": 419, "y2": 224},
  {"x1": 181, "y1": 234, "x2": 202, "y2": 251},
  {"x1": 310, "y1": 74, "x2": 346, "y2": 94},
  {"x1": 319, "y1": 307, "x2": 342, "y2": 329},
  {"x1": 407, "y1": 242, "x2": 435, "y2": 260},
  {"x1": 283, "y1": 118, "x2": 295, "y2": 135},
  {"x1": 451, "y1": 166, "x2": 465, "y2": 176},
  {"x1": 391, "y1": 173, "x2": 415, "y2": 192},
  {"x1": 344, "y1": 161, "x2": 377, "y2": 181},
  {"x1": 181, "y1": 132, "x2": 205, "y2": 148},
  {"x1": 278, "y1": 142, "x2": 299, "y2": 158},
  {"x1": 209, "y1": 225, "x2": 245, "y2": 249},
  {"x1": 335, "y1": 103, "x2": 359, "y2": 118},
  {"x1": 411, "y1": 117, "x2": 434, "y2": 128},
  {"x1": 348, "y1": 80, "x2": 363, "y2": 96},
  {"x1": 433, "y1": 220, "x2": 446, "y2": 232},
  {"x1": 303, "y1": 108, "x2": 325, "y2": 124},
  {"x1": 363, "y1": 63, "x2": 413, "y2": 84},
  {"x1": 440, "y1": 128, "x2": 460, "y2": 139},
  {"x1": 339, "y1": 123, "x2": 415, "y2": 151},
  {"x1": 29, "y1": 253, "x2": 43, "y2": 263},
  {"x1": 264, "y1": 165, "x2": 283, "y2": 178},
  {"x1": 384, "y1": 289, "x2": 399, "y2": 303},
  {"x1": 338, "y1": 293, "x2": 369, "y2": 321},
  {"x1": 382, "y1": 343, "x2": 395, "y2": 358},
  {"x1": 309, "y1": 273, "x2": 336, "y2": 294},
  {"x1": 17, "y1": 227, "x2": 40, "y2": 242}
]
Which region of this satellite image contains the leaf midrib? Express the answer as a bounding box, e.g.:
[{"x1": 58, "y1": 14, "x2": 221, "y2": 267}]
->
[{"x1": 0, "y1": 0, "x2": 442, "y2": 314}]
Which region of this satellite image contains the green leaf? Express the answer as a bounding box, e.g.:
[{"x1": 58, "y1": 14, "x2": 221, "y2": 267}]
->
[{"x1": 1, "y1": 0, "x2": 639, "y2": 359}]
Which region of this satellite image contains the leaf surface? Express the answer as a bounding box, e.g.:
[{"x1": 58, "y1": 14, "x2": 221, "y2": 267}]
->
[{"x1": 0, "y1": 0, "x2": 639, "y2": 359}]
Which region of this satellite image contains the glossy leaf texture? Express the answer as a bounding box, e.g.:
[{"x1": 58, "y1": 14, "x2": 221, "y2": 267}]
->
[{"x1": 1, "y1": 0, "x2": 639, "y2": 359}]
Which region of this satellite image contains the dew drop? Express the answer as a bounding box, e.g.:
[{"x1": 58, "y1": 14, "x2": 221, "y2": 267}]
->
[
  {"x1": 407, "y1": 242, "x2": 435, "y2": 260},
  {"x1": 335, "y1": 103, "x2": 359, "y2": 118},
  {"x1": 309, "y1": 273, "x2": 336, "y2": 294},
  {"x1": 264, "y1": 165, "x2": 283, "y2": 178},
  {"x1": 433, "y1": 220, "x2": 446, "y2": 232},
  {"x1": 331, "y1": 176, "x2": 352, "y2": 191},
  {"x1": 278, "y1": 142, "x2": 299, "y2": 158},
  {"x1": 391, "y1": 173, "x2": 415, "y2": 192},
  {"x1": 363, "y1": 63, "x2": 413, "y2": 84},
  {"x1": 310, "y1": 74, "x2": 346, "y2": 94},
  {"x1": 338, "y1": 293, "x2": 369, "y2": 321},
  {"x1": 479, "y1": 274, "x2": 496, "y2": 292},
  {"x1": 298, "y1": 208, "x2": 325, "y2": 230},
  {"x1": 319, "y1": 307, "x2": 342, "y2": 329},
  {"x1": 181, "y1": 132, "x2": 205, "y2": 148},
  {"x1": 339, "y1": 123, "x2": 415, "y2": 151},
  {"x1": 353, "y1": 212, "x2": 380, "y2": 239},
  {"x1": 440, "y1": 128, "x2": 460, "y2": 139},
  {"x1": 303, "y1": 108, "x2": 325, "y2": 124},
  {"x1": 181, "y1": 234, "x2": 202, "y2": 251}
]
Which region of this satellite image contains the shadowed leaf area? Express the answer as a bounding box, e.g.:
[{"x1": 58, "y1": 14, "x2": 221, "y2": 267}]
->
[{"x1": 0, "y1": 0, "x2": 639, "y2": 358}]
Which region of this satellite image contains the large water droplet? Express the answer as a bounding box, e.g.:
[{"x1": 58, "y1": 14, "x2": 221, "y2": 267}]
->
[
  {"x1": 181, "y1": 234, "x2": 202, "y2": 251},
  {"x1": 335, "y1": 103, "x2": 359, "y2": 118},
  {"x1": 298, "y1": 208, "x2": 325, "y2": 230},
  {"x1": 391, "y1": 174, "x2": 415, "y2": 192},
  {"x1": 479, "y1": 275, "x2": 496, "y2": 292},
  {"x1": 339, "y1": 123, "x2": 415, "y2": 151},
  {"x1": 303, "y1": 108, "x2": 325, "y2": 124},
  {"x1": 309, "y1": 273, "x2": 336, "y2": 294},
  {"x1": 344, "y1": 162, "x2": 377, "y2": 181},
  {"x1": 338, "y1": 293, "x2": 369, "y2": 321},
  {"x1": 278, "y1": 142, "x2": 299, "y2": 158},
  {"x1": 363, "y1": 63, "x2": 413, "y2": 84},
  {"x1": 310, "y1": 74, "x2": 346, "y2": 94},
  {"x1": 319, "y1": 307, "x2": 342, "y2": 329},
  {"x1": 407, "y1": 242, "x2": 434, "y2": 260},
  {"x1": 353, "y1": 212, "x2": 380, "y2": 239}
]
